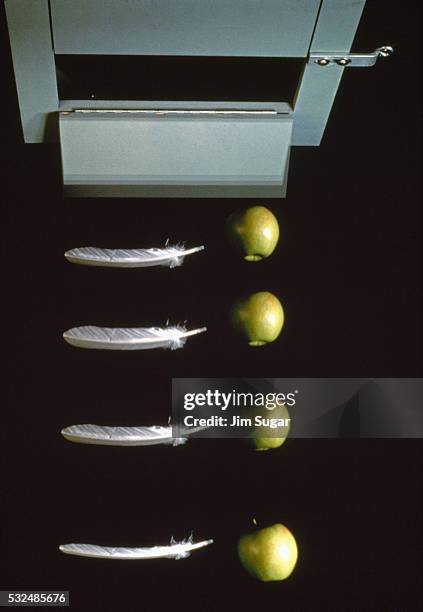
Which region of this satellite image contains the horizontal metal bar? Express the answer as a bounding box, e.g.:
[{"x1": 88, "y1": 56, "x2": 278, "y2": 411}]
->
[
  {"x1": 58, "y1": 100, "x2": 292, "y2": 114},
  {"x1": 309, "y1": 45, "x2": 394, "y2": 67},
  {"x1": 70, "y1": 109, "x2": 278, "y2": 116}
]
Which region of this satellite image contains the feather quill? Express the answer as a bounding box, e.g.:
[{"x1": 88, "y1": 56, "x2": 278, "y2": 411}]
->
[
  {"x1": 64, "y1": 244, "x2": 204, "y2": 268},
  {"x1": 62, "y1": 324, "x2": 206, "y2": 350},
  {"x1": 59, "y1": 534, "x2": 213, "y2": 560}
]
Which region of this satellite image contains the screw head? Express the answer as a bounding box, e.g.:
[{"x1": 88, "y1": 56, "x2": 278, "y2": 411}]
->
[
  {"x1": 336, "y1": 58, "x2": 351, "y2": 66},
  {"x1": 379, "y1": 46, "x2": 394, "y2": 58},
  {"x1": 316, "y1": 58, "x2": 330, "y2": 66}
]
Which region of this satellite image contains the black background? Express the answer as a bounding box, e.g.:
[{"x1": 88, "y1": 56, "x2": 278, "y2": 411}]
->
[{"x1": 1, "y1": 1, "x2": 422, "y2": 610}]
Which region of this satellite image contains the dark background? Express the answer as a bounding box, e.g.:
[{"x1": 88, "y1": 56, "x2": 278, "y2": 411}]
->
[{"x1": 1, "y1": 1, "x2": 422, "y2": 610}]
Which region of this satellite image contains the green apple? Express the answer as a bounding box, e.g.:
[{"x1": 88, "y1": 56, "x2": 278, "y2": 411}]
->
[
  {"x1": 252, "y1": 403, "x2": 291, "y2": 451},
  {"x1": 227, "y1": 206, "x2": 280, "y2": 261},
  {"x1": 231, "y1": 291, "x2": 284, "y2": 346},
  {"x1": 238, "y1": 523, "x2": 298, "y2": 582},
  {"x1": 254, "y1": 437, "x2": 286, "y2": 450}
]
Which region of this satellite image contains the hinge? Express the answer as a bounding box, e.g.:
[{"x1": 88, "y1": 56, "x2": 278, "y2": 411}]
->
[{"x1": 309, "y1": 45, "x2": 394, "y2": 67}]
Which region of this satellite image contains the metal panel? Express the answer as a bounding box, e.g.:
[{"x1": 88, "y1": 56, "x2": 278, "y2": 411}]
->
[
  {"x1": 50, "y1": 0, "x2": 320, "y2": 57},
  {"x1": 59, "y1": 113, "x2": 292, "y2": 198},
  {"x1": 5, "y1": 0, "x2": 58, "y2": 143},
  {"x1": 309, "y1": 0, "x2": 366, "y2": 52},
  {"x1": 292, "y1": 0, "x2": 366, "y2": 146}
]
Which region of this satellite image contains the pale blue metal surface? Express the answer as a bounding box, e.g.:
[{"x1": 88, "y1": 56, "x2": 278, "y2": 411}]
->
[
  {"x1": 309, "y1": 0, "x2": 366, "y2": 52},
  {"x1": 5, "y1": 0, "x2": 58, "y2": 143},
  {"x1": 292, "y1": 0, "x2": 366, "y2": 145},
  {"x1": 5, "y1": 0, "x2": 370, "y2": 195},
  {"x1": 59, "y1": 113, "x2": 293, "y2": 198},
  {"x1": 49, "y1": 0, "x2": 320, "y2": 57}
]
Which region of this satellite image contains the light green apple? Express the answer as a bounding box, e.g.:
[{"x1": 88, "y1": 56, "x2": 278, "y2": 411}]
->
[
  {"x1": 231, "y1": 291, "x2": 284, "y2": 346},
  {"x1": 238, "y1": 523, "x2": 298, "y2": 582},
  {"x1": 252, "y1": 403, "x2": 291, "y2": 451},
  {"x1": 226, "y1": 206, "x2": 280, "y2": 261},
  {"x1": 254, "y1": 437, "x2": 286, "y2": 450}
]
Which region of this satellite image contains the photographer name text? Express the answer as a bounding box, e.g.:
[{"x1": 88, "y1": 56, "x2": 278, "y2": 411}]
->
[{"x1": 184, "y1": 415, "x2": 291, "y2": 428}]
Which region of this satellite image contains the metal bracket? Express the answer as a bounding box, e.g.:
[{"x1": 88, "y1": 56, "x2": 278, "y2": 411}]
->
[{"x1": 309, "y1": 45, "x2": 394, "y2": 67}]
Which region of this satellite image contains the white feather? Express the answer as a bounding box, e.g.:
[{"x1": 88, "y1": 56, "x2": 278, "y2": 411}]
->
[
  {"x1": 61, "y1": 422, "x2": 208, "y2": 446},
  {"x1": 64, "y1": 244, "x2": 204, "y2": 268},
  {"x1": 59, "y1": 535, "x2": 214, "y2": 560},
  {"x1": 61, "y1": 424, "x2": 187, "y2": 447},
  {"x1": 62, "y1": 325, "x2": 207, "y2": 350}
]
